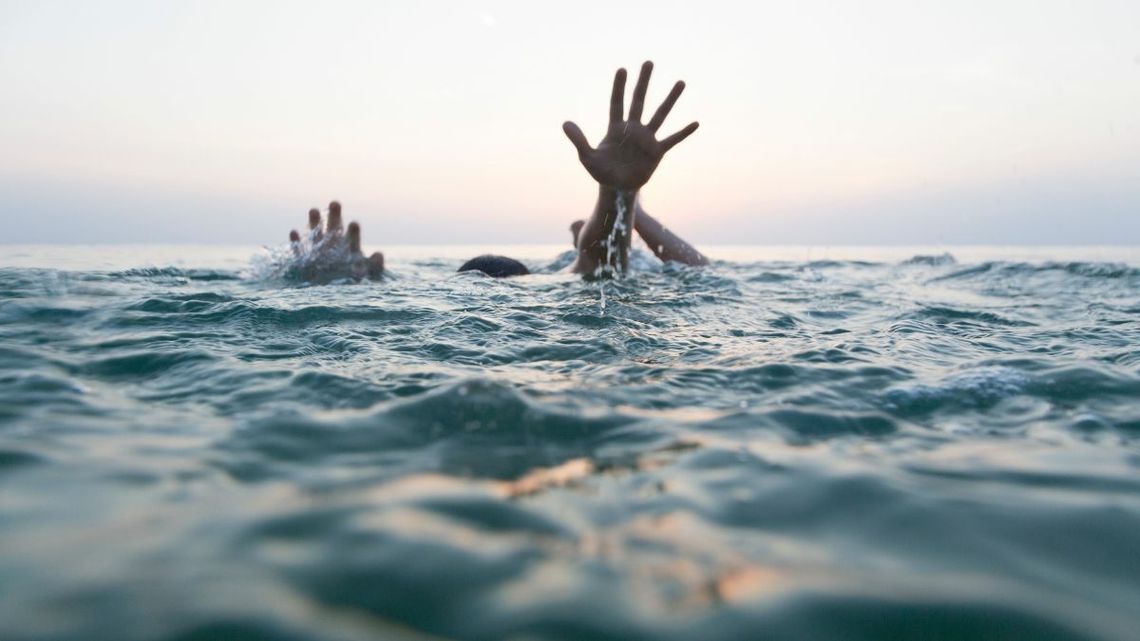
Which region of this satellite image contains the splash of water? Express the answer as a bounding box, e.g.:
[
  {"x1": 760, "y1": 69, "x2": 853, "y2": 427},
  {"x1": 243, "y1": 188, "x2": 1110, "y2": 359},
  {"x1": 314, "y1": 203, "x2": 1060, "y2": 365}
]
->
[
  {"x1": 591, "y1": 191, "x2": 634, "y2": 313},
  {"x1": 252, "y1": 227, "x2": 364, "y2": 284},
  {"x1": 3, "y1": 246, "x2": 1140, "y2": 641}
]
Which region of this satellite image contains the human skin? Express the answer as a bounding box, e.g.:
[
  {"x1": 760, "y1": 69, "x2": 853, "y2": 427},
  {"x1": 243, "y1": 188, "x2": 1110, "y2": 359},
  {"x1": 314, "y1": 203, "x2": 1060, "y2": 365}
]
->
[
  {"x1": 631, "y1": 205, "x2": 709, "y2": 266},
  {"x1": 281, "y1": 63, "x2": 697, "y2": 279},
  {"x1": 562, "y1": 61, "x2": 699, "y2": 277},
  {"x1": 290, "y1": 201, "x2": 384, "y2": 280},
  {"x1": 570, "y1": 205, "x2": 708, "y2": 267}
]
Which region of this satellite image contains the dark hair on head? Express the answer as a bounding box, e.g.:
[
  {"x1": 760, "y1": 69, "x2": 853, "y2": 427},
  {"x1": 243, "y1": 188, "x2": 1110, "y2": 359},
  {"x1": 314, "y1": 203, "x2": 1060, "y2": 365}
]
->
[{"x1": 457, "y1": 254, "x2": 530, "y2": 278}]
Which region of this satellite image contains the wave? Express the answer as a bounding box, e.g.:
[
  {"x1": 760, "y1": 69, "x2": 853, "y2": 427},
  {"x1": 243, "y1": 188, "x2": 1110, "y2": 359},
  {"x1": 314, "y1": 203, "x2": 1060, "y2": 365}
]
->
[
  {"x1": 747, "y1": 271, "x2": 797, "y2": 283},
  {"x1": 900, "y1": 252, "x2": 957, "y2": 266},
  {"x1": 931, "y1": 260, "x2": 1140, "y2": 283},
  {"x1": 0, "y1": 448, "x2": 45, "y2": 473},
  {"x1": 882, "y1": 366, "x2": 1030, "y2": 415},
  {"x1": 900, "y1": 305, "x2": 1034, "y2": 327},
  {"x1": 882, "y1": 363, "x2": 1140, "y2": 423},
  {"x1": 78, "y1": 349, "x2": 219, "y2": 380},
  {"x1": 4, "y1": 250, "x2": 1140, "y2": 641},
  {"x1": 110, "y1": 267, "x2": 243, "y2": 281},
  {"x1": 805, "y1": 259, "x2": 881, "y2": 269},
  {"x1": 214, "y1": 379, "x2": 640, "y2": 482},
  {"x1": 107, "y1": 299, "x2": 433, "y2": 329}
]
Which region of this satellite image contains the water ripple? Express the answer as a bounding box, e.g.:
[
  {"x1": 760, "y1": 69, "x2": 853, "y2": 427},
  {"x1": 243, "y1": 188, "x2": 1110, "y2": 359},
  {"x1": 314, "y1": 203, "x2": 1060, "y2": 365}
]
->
[{"x1": 0, "y1": 249, "x2": 1138, "y2": 641}]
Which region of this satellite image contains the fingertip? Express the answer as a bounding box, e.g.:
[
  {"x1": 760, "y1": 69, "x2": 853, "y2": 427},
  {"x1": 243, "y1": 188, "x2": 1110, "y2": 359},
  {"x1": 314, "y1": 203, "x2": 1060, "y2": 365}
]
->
[
  {"x1": 368, "y1": 252, "x2": 385, "y2": 278},
  {"x1": 562, "y1": 121, "x2": 590, "y2": 153},
  {"x1": 346, "y1": 222, "x2": 362, "y2": 252},
  {"x1": 327, "y1": 204, "x2": 343, "y2": 230},
  {"x1": 570, "y1": 219, "x2": 585, "y2": 248},
  {"x1": 662, "y1": 121, "x2": 701, "y2": 150}
]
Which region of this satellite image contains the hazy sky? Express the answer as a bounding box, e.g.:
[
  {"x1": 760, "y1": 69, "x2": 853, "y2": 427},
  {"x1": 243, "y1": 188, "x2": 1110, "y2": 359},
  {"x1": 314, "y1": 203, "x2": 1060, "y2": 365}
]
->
[{"x1": 2, "y1": 0, "x2": 1138, "y2": 245}]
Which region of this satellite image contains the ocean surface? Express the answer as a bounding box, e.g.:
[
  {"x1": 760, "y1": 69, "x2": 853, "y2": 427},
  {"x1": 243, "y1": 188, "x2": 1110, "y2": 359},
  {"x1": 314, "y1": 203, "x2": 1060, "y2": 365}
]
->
[{"x1": 2, "y1": 243, "x2": 1139, "y2": 641}]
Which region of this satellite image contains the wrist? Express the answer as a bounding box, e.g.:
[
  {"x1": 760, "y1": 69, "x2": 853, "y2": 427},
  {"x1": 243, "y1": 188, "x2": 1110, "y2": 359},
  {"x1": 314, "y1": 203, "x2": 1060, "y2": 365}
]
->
[
  {"x1": 598, "y1": 185, "x2": 637, "y2": 226},
  {"x1": 596, "y1": 184, "x2": 638, "y2": 200}
]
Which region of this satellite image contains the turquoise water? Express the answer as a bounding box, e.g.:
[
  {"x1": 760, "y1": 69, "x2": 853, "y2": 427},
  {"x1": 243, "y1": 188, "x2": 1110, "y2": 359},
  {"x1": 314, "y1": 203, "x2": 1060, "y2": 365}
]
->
[{"x1": 2, "y1": 244, "x2": 1139, "y2": 641}]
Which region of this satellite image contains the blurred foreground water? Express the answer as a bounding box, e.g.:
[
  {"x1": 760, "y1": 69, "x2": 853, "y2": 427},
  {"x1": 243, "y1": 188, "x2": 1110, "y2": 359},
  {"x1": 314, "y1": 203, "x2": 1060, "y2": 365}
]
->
[{"x1": 1, "y1": 244, "x2": 1138, "y2": 641}]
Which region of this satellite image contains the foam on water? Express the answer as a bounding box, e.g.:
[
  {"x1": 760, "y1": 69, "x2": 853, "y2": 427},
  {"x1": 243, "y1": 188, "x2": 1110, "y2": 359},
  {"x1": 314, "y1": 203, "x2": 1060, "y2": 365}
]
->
[
  {"x1": 249, "y1": 227, "x2": 370, "y2": 285},
  {"x1": 1, "y1": 245, "x2": 1139, "y2": 641}
]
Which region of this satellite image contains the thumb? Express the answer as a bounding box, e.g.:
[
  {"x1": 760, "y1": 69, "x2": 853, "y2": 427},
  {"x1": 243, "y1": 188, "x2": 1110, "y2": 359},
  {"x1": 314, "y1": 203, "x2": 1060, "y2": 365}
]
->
[{"x1": 562, "y1": 121, "x2": 591, "y2": 156}]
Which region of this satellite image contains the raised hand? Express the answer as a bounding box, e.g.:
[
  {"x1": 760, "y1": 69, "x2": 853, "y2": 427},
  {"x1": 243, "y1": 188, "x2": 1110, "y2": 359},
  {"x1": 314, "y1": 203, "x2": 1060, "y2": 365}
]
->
[
  {"x1": 562, "y1": 61, "x2": 699, "y2": 191},
  {"x1": 288, "y1": 201, "x2": 384, "y2": 280}
]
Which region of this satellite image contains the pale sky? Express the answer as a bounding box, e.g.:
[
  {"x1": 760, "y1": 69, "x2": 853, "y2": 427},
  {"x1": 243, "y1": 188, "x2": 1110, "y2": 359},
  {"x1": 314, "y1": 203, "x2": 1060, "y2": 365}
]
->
[{"x1": 1, "y1": 0, "x2": 1138, "y2": 245}]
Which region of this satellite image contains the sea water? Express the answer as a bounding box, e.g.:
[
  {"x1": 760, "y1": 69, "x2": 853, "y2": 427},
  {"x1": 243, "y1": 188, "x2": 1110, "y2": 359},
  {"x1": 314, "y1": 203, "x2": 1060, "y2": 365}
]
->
[{"x1": 1, "y1": 244, "x2": 1138, "y2": 641}]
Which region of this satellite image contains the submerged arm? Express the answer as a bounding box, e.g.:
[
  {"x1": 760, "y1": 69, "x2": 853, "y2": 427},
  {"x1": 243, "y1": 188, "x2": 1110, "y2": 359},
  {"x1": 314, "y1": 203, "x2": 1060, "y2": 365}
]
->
[
  {"x1": 634, "y1": 204, "x2": 709, "y2": 266},
  {"x1": 573, "y1": 187, "x2": 638, "y2": 275}
]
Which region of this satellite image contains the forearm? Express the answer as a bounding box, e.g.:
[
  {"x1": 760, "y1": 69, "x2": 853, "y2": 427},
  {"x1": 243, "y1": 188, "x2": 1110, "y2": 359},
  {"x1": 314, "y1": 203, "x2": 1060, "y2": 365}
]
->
[
  {"x1": 634, "y1": 205, "x2": 709, "y2": 266},
  {"x1": 572, "y1": 186, "x2": 638, "y2": 276}
]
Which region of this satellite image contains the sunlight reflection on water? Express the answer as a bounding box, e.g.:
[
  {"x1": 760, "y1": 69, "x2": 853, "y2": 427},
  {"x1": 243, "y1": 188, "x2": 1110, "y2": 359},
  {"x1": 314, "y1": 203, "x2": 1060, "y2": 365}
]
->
[{"x1": 0, "y1": 244, "x2": 1138, "y2": 641}]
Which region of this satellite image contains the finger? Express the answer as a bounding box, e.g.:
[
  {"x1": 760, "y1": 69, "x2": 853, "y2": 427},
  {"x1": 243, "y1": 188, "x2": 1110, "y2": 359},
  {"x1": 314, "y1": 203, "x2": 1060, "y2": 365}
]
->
[
  {"x1": 647, "y1": 80, "x2": 685, "y2": 132},
  {"x1": 660, "y1": 121, "x2": 699, "y2": 152},
  {"x1": 346, "y1": 221, "x2": 362, "y2": 253},
  {"x1": 367, "y1": 252, "x2": 385, "y2": 279},
  {"x1": 609, "y1": 67, "x2": 627, "y2": 124},
  {"x1": 628, "y1": 60, "x2": 653, "y2": 122},
  {"x1": 308, "y1": 208, "x2": 321, "y2": 230},
  {"x1": 569, "y1": 219, "x2": 585, "y2": 248},
  {"x1": 327, "y1": 201, "x2": 343, "y2": 233},
  {"x1": 562, "y1": 121, "x2": 592, "y2": 155}
]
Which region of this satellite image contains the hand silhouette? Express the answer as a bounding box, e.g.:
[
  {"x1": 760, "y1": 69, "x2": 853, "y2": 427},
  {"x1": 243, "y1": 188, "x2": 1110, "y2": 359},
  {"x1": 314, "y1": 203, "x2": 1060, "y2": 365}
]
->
[
  {"x1": 288, "y1": 201, "x2": 384, "y2": 280},
  {"x1": 562, "y1": 61, "x2": 699, "y2": 191}
]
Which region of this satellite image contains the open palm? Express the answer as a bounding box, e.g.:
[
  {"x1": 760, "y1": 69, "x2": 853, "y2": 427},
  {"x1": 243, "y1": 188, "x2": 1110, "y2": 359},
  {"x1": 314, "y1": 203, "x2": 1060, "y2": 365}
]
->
[{"x1": 563, "y1": 61, "x2": 699, "y2": 191}]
